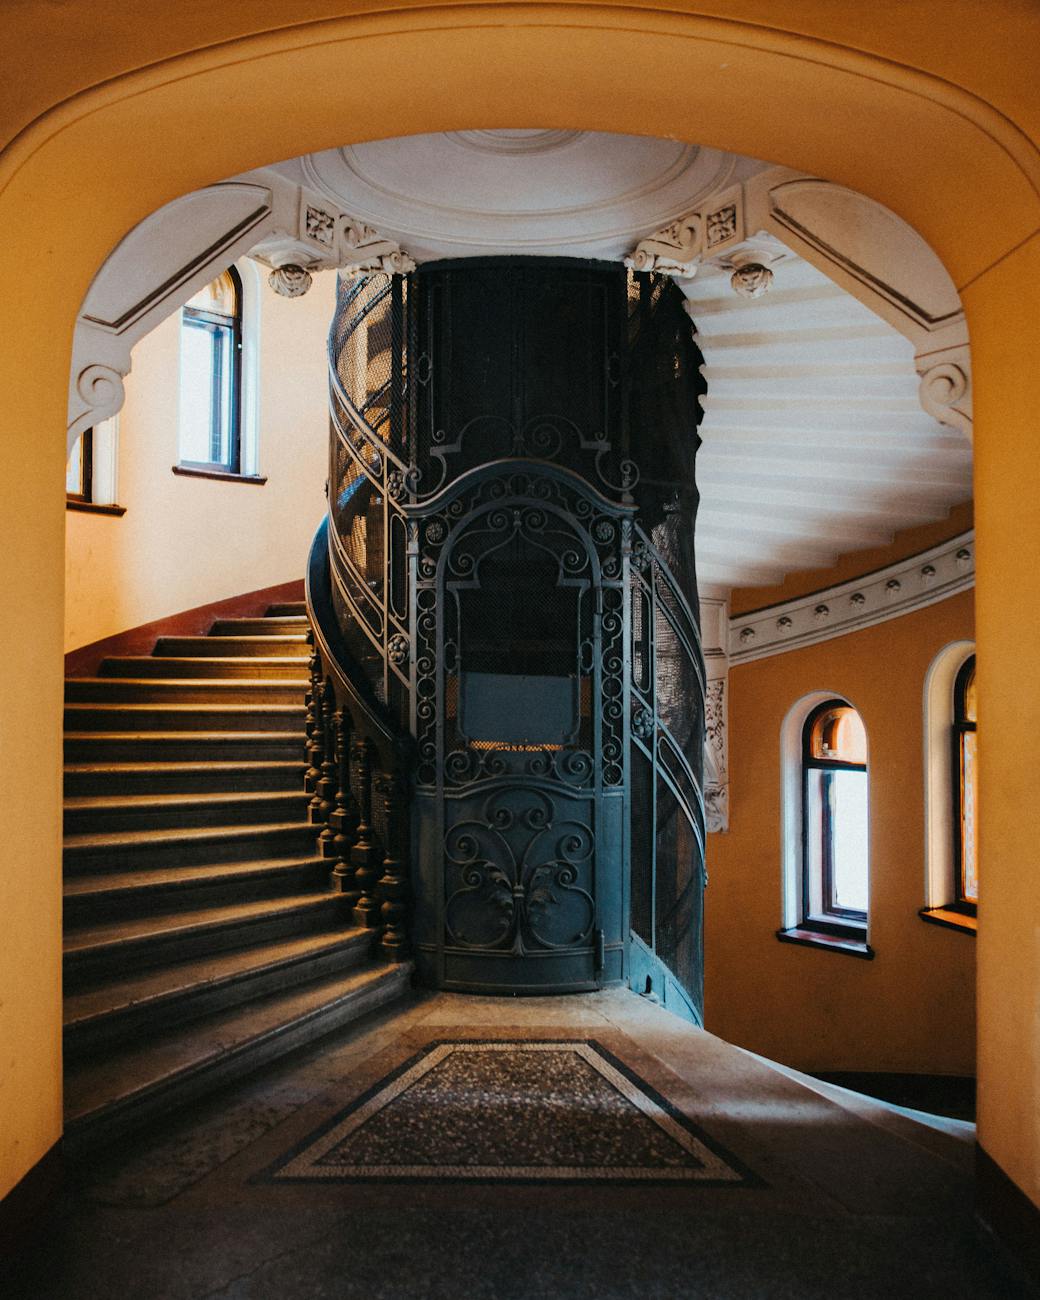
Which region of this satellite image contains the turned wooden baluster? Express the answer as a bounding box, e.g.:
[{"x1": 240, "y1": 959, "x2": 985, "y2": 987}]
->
[
  {"x1": 312, "y1": 678, "x2": 337, "y2": 830},
  {"x1": 350, "y1": 737, "x2": 382, "y2": 929},
  {"x1": 307, "y1": 677, "x2": 328, "y2": 821},
  {"x1": 376, "y1": 768, "x2": 410, "y2": 961},
  {"x1": 304, "y1": 641, "x2": 324, "y2": 796},
  {"x1": 327, "y1": 710, "x2": 361, "y2": 902}
]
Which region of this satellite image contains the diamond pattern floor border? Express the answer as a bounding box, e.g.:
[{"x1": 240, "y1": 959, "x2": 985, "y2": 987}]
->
[{"x1": 261, "y1": 1039, "x2": 761, "y2": 1186}]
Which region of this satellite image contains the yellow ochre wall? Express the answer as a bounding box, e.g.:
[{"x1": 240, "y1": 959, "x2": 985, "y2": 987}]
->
[
  {"x1": 1, "y1": 1, "x2": 1039, "y2": 1224},
  {"x1": 706, "y1": 577, "x2": 976, "y2": 1075},
  {"x1": 64, "y1": 274, "x2": 335, "y2": 653}
]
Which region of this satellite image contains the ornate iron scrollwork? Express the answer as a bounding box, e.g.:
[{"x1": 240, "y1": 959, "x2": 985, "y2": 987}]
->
[{"x1": 444, "y1": 789, "x2": 596, "y2": 952}]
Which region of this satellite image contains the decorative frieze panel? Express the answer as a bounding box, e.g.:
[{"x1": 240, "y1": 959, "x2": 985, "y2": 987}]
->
[
  {"x1": 729, "y1": 531, "x2": 975, "y2": 664},
  {"x1": 247, "y1": 176, "x2": 415, "y2": 289},
  {"x1": 699, "y1": 595, "x2": 729, "y2": 834},
  {"x1": 625, "y1": 186, "x2": 745, "y2": 279}
]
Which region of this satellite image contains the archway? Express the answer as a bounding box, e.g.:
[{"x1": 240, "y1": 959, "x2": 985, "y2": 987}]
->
[{"x1": 2, "y1": 3, "x2": 1038, "y2": 1236}]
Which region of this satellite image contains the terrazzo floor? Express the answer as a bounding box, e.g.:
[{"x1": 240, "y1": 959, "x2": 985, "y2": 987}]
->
[{"x1": 3, "y1": 987, "x2": 1030, "y2": 1299}]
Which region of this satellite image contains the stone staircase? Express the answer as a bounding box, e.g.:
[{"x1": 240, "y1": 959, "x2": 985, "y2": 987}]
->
[{"x1": 62, "y1": 601, "x2": 411, "y2": 1150}]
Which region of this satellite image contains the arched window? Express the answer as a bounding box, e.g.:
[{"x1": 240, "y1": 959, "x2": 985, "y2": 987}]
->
[
  {"x1": 780, "y1": 693, "x2": 871, "y2": 957},
  {"x1": 922, "y1": 641, "x2": 976, "y2": 933},
  {"x1": 65, "y1": 417, "x2": 122, "y2": 515},
  {"x1": 801, "y1": 700, "x2": 869, "y2": 932},
  {"x1": 178, "y1": 267, "x2": 243, "y2": 474},
  {"x1": 953, "y1": 655, "x2": 977, "y2": 913}
]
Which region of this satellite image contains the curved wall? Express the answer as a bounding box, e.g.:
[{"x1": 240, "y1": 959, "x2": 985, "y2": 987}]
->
[
  {"x1": 707, "y1": 563, "x2": 975, "y2": 1075},
  {"x1": 0, "y1": 1, "x2": 1038, "y2": 1222}
]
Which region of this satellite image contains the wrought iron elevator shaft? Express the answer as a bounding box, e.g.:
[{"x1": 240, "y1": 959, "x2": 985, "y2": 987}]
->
[{"x1": 325, "y1": 257, "x2": 708, "y2": 1016}]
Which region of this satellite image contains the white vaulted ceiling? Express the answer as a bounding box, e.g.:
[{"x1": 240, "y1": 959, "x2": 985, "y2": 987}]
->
[
  {"x1": 74, "y1": 130, "x2": 972, "y2": 599},
  {"x1": 680, "y1": 257, "x2": 972, "y2": 591},
  {"x1": 263, "y1": 129, "x2": 972, "y2": 594}
]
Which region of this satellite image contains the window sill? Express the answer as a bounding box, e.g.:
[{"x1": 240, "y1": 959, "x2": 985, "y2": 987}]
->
[
  {"x1": 172, "y1": 465, "x2": 267, "y2": 485},
  {"x1": 919, "y1": 906, "x2": 977, "y2": 935},
  {"x1": 776, "y1": 926, "x2": 875, "y2": 959},
  {"x1": 66, "y1": 499, "x2": 127, "y2": 516}
]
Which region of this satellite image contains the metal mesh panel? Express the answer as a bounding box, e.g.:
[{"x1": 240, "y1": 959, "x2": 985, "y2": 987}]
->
[{"x1": 626, "y1": 270, "x2": 707, "y2": 1014}]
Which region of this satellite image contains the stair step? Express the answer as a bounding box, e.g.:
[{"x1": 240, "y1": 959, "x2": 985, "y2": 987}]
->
[
  {"x1": 63, "y1": 926, "x2": 374, "y2": 1058},
  {"x1": 63, "y1": 760, "x2": 307, "y2": 796},
  {"x1": 155, "y1": 635, "x2": 309, "y2": 658},
  {"x1": 65, "y1": 677, "x2": 308, "y2": 704},
  {"x1": 63, "y1": 855, "x2": 329, "y2": 924},
  {"x1": 63, "y1": 961, "x2": 412, "y2": 1149},
  {"x1": 266, "y1": 602, "x2": 307, "y2": 617},
  {"x1": 64, "y1": 890, "x2": 352, "y2": 985},
  {"x1": 64, "y1": 820, "x2": 318, "y2": 874},
  {"x1": 101, "y1": 656, "x2": 309, "y2": 680},
  {"x1": 64, "y1": 789, "x2": 313, "y2": 834},
  {"x1": 209, "y1": 617, "x2": 310, "y2": 636},
  {"x1": 64, "y1": 702, "x2": 307, "y2": 733},
  {"x1": 64, "y1": 731, "x2": 304, "y2": 762}
]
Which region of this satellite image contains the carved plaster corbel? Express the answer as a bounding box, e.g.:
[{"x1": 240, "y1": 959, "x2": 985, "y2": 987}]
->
[
  {"x1": 338, "y1": 218, "x2": 417, "y2": 277},
  {"x1": 916, "y1": 346, "x2": 973, "y2": 440},
  {"x1": 625, "y1": 214, "x2": 703, "y2": 278},
  {"x1": 68, "y1": 361, "x2": 128, "y2": 449}
]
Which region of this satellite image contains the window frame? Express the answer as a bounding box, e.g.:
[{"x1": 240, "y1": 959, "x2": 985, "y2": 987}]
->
[
  {"x1": 800, "y1": 698, "x2": 869, "y2": 936},
  {"x1": 950, "y1": 654, "x2": 977, "y2": 916},
  {"x1": 177, "y1": 265, "x2": 244, "y2": 477},
  {"x1": 65, "y1": 418, "x2": 126, "y2": 517},
  {"x1": 778, "y1": 692, "x2": 873, "y2": 959},
  {"x1": 66, "y1": 426, "x2": 93, "y2": 504},
  {"x1": 920, "y1": 641, "x2": 976, "y2": 936}
]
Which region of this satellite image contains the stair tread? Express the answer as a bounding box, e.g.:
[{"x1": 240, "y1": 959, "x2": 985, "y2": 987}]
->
[
  {"x1": 64, "y1": 925, "x2": 371, "y2": 1028},
  {"x1": 212, "y1": 617, "x2": 310, "y2": 627},
  {"x1": 64, "y1": 760, "x2": 305, "y2": 776},
  {"x1": 64, "y1": 889, "x2": 340, "y2": 953},
  {"x1": 156, "y1": 635, "x2": 308, "y2": 644},
  {"x1": 65, "y1": 702, "x2": 306, "y2": 715},
  {"x1": 64, "y1": 820, "x2": 314, "y2": 853},
  {"x1": 67, "y1": 677, "x2": 309, "y2": 688},
  {"x1": 65, "y1": 730, "x2": 305, "y2": 741},
  {"x1": 64, "y1": 962, "x2": 408, "y2": 1125},
  {"x1": 64, "y1": 853, "x2": 325, "y2": 900},
  {"x1": 104, "y1": 656, "x2": 309, "y2": 666},
  {"x1": 64, "y1": 790, "x2": 310, "y2": 814}
]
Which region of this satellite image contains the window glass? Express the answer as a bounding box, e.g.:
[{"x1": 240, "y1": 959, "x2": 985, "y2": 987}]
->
[
  {"x1": 803, "y1": 699, "x2": 868, "y2": 930},
  {"x1": 808, "y1": 706, "x2": 867, "y2": 764},
  {"x1": 179, "y1": 268, "x2": 241, "y2": 472},
  {"x1": 66, "y1": 430, "x2": 89, "y2": 499}
]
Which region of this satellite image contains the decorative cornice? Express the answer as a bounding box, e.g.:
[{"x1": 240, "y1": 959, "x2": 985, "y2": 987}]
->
[{"x1": 729, "y1": 530, "x2": 974, "y2": 664}]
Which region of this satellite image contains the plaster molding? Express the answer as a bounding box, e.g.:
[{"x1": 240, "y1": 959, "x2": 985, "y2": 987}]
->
[
  {"x1": 298, "y1": 135, "x2": 744, "y2": 261},
  {"x1": 743, "y1": 166, "x2": 973, "y2": 440},
  {"x1": 68, "y1": 169, "x2": 415, "y2": 446},
  {"x1": 916, "y1": 346, "x2": 973, "y2": 439},
  {"x1": 730, "y1": 530, "x2": 974, "y2": 664},
  {"x1": 699, "y1": 595, "x2": 730, "y2": 833},
  {"x1": 338, "y1": 219, "x2": 416, "y2": 276},
  {"x1": 703, "y1": 677, "x2": 729, "y2": 834},
  {"x1": 267, "y1": 264, "x2": 314, "y2": 298},
  {"x1": 624, "y1": 184, "x2": 745, "y2": 278}
]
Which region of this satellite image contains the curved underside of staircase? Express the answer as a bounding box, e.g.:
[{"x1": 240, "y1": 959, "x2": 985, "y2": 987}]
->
[{"x1": 62, "y1": 600, "x2": 411, "y2": 1151}]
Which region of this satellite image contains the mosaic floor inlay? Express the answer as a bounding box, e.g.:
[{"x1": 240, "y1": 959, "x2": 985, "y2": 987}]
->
[{"x1": 266, "y1": 1039, "x2": 756, "y2": 1185}]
